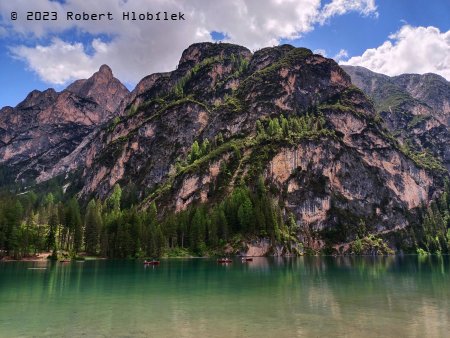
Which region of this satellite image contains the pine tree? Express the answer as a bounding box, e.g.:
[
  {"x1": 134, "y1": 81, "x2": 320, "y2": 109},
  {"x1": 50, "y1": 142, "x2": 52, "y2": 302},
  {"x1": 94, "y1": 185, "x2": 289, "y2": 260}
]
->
[
  {"x1": 108, "y1": 184, "x2": 122, "y2": 212},
  {"x1": 201, "y1": 139, "x2": 210, "y2": 155},
  {"x1": 216, "y1": 205, "x2": 229, "y2": 241},
  {"x1": 67, "y1": 197, "x2": 82, "y2": 253},
  {"x1": 238, "y1": 196, "x2": 254, "y2": 233},
  {"x1": 189, "y1": 141, "x2": 201, "y2": 163},
  {"x1": 190, "y1": 208, "x2": 206, "y2": 254},
  {"x1": 84, "y1": 199, "x2": 102, "y2": 255},
  {"x1": 153, "y1": 226, "x2": 165, "y2": 257},
  {"x1": 256, "y1": 120, "x2": 264, "y2": 136},
  {"x1": 46, "y1": 210, "x2": 58, "y2": 252}
]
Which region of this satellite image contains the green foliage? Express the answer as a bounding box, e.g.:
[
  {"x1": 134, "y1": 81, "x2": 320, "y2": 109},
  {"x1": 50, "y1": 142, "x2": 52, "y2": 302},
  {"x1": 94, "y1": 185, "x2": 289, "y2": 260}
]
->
[
  {"x1": 230, "y1": 53, "x2": 249, "y2": 76},
  {"x1": 46, "y1": 210, "x2": 58, "y2": 252},
  {"x1": 255, "y1": 112, "x2": 333, "y2": 144},
  {"x1": 416, "y1": 248, "x2": 429, "y2": 256},
  {"x1": 350, "y1": 235, "x2": 394, "y2": 255},
  {"x1": 107, "y1": 116, "x2": 121, "y2": 133},
  {"x1": 127, "y1": 105, "x2": 138, "y2": 117},
  {"x1": 407, "y1": 114, "x2": 428, "y2": 129},
  {"x1": 215, "y1": 95, "x2": 243, "y2": 113},
  {"x1": 172, "y1": 56, "x2": 223, "y2": 97},
  {"x1": 66, "y1": 197, "x2": 82, "y2": 253},
  {"x1": 375, "y1": 85, "x2": 414, "y2": 113},
  {"x1": 84, "y1": 199, "x2": 102, "y2": 255},
  {"x1": 410, "y1": 179, "x2": 450, "y2": 254},
  {"x1": 399, "y1": 142, "x2": 446, "y2": 173},
  {"x1": 154, "y1": 185, "x2": 285, "y2": 256},
  {"x1": 107, "y1": 184, "x2": 122, "y2": 212},
  {"x1": 352, "y1": 237, "x2": 363, "y2": 255},
  {"x1": 237, "y1": 47, "x2": 312, "y2": 98}
]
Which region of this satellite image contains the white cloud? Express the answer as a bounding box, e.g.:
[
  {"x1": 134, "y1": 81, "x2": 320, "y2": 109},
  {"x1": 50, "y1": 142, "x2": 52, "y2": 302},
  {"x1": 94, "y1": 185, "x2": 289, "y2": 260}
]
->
[
  {"x1": 343, "y1": 25, "x2": 450, "y2": 80},
  {"x1": 10, "y1": 38, "x2": 105, "y2": 84},
  {"x1": 320, "y1": 0, "x2": 377, "y2": 23},
  {"x1": 0, "y1": 0, "x2": 378, "y2": 85},
  {"x1": 333, "y1": 49, "x2": 348, "y2": 63},
  {"x1": 313, "y1": 49, "x2": 328, "y2": 57}
]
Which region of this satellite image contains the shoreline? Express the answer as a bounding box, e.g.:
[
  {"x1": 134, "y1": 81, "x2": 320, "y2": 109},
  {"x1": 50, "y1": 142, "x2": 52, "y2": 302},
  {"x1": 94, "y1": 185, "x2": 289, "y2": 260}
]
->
[{"x1": 2, "y1": 253, "x2": 446, "y2": 262}]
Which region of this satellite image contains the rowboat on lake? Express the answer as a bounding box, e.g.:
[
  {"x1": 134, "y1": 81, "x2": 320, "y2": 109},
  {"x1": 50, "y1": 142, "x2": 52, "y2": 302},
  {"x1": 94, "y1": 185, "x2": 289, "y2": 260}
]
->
[
  {"x1": 217, "y1": 258, "x2": 232, "y2": 264},
  {"x1": 144, "y1": 260, "x2": 160, "y2": 266}
]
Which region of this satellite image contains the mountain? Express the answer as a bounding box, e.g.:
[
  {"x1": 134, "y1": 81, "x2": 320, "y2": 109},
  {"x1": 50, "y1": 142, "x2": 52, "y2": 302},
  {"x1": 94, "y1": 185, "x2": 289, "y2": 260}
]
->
[
  {"x1": 0, "y1": 65, "x2": 129, "y2": 185},
  {"x1": 1, "y1": 43, "x2": 448, "y2": 256},
  {"x1": 70, "y1": 43, "x2": 445, "y2": 251},
  {"x1": 342, "y1": 65, "x2": 450, "y2": 171}
]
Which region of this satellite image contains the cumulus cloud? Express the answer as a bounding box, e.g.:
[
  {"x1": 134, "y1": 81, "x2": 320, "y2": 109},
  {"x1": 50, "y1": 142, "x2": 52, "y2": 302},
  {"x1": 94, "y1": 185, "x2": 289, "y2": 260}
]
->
[
  {"x1": 343, "y1": 25, "x2": 450, "y2": 80},
  {"x1": 320, "y1": 0, "x2": 377, "y2": 22},
  {"x1": 333, "y1": 49, "x2": 348, "y2": 63},
  {"x1": 10, "y1": 38, "x2": 105, "y2": 84},
  {"x1": 0, "y1": 0, "x2": 378, "y2": 85}
]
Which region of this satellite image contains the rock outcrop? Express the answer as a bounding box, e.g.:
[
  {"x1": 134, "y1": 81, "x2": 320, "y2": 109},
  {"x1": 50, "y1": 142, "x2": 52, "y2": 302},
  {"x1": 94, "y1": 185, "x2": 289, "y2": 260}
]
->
[
  {"x1": 0, "y1": 65, "x2": 129, "y2": 183},
  {"x1": 342, "y1": 65, "x2": 450, "y2": 171}
]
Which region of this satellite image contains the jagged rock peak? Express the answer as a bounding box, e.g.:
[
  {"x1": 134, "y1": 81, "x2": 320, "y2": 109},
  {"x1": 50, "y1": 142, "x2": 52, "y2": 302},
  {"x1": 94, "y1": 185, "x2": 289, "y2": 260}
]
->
[
  {"x1": 16, "y1": 88, "x2": 58, "y2": 109},
  {"x1": 66, "y1": 64, "x2": 129, "y2": 113},
  {"x1": 247, "y1": 44, "x2": 310, "y2": 73},
  {"x1": 67, "y1": 64, "x2": 120, "y2": 96},
  {"x1": 98, "y1": 64, "x2": 113, "y2": 78},
  {"x1": 178, "y1": 42, "x2": 252, "y2": 70}
]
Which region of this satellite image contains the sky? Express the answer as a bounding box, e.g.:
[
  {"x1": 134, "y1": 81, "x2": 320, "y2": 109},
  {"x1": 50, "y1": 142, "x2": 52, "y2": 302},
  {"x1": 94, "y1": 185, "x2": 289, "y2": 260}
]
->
[{"x1": 0, "y1": 0, "x2": 449, "y2": 108}]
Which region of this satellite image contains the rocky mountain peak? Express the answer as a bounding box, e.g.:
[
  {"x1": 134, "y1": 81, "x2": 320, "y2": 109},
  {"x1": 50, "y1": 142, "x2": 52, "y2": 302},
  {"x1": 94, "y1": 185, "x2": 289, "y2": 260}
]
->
[
  {"x1": 178, "y1": 42, "x2": 252, "y2": 71},
  {"x1": 247, "y1": 44, "x2": 296, "y2": 73},
  {"x1": 98, "y1": 64, "x2": 113, "y2": 78},
  {"x1": 66, "y1": 64, "x2": 129, "y2": 113},
  {"x1": 0, "y1": 64, "x2": 130, "y2": 182},
  {"x1": 16, "y1": 88, "x2": 58, "y2": 109}
]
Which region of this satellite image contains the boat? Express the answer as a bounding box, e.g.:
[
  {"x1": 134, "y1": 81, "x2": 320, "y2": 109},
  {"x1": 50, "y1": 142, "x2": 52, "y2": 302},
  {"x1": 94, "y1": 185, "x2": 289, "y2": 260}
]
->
[
  {"x1": 59, "y1": 259, "x2": 71, "y2": 263},
  {"x1": 217, "y1": 258, "x2": 232, "y2": 264},
  {"x1": 241, "y1": 257, "x2": 253, "y2": 262},
  {"x1": 144, "y1": 260, "x2": 160, "y2": 266}
]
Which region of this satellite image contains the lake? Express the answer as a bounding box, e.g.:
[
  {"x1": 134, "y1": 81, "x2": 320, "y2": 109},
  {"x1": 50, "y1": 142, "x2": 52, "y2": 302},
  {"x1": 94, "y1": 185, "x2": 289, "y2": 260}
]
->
[{"x1": 0, "y1": 256, "x2": 449, "y2": 337}]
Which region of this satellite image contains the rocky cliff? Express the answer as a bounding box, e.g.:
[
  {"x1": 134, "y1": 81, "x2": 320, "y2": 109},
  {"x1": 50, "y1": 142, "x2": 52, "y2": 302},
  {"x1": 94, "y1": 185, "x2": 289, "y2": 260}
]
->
[
  {"x1": 0, "y1": 65, "x2": 129, "y2": 184},
  {"x1": 60, "y1": 43, "x2": 443, "y2": 251},
  {"x1": 342, "y1": 65, "x2": 450, "y2": 171},
  {"x1": 1, "y1": 43, "x2": 447, "y2": 253}
]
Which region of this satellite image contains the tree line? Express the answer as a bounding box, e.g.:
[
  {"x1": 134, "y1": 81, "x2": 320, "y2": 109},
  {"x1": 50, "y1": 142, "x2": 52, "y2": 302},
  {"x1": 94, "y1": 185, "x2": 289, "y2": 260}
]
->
[
  {"x1": 412, "y1": 178, "x2": 450, "y2": 254},
  {"x1": 0, "y1": 177, "x2": 292, "y2": 259}
]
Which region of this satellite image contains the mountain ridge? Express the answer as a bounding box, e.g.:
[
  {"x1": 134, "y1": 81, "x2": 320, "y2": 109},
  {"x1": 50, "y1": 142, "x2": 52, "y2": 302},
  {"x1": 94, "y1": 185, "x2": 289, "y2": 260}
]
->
[
  {"x1": 0, "y1": 65, "x2": 129, "y2": 185},
  {"x1": 1, "y1": 43, "x2": 449, "y2": 256},
  {"x1": 342, "y1": 65, "x2": 450, "y2": 172}
]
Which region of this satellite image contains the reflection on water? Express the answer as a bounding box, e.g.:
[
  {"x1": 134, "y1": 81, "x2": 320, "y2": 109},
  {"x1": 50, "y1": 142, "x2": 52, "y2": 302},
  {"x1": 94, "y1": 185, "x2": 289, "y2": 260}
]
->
[{"x1": 0, "y1": 256, "x2": 449, "y2": 337}]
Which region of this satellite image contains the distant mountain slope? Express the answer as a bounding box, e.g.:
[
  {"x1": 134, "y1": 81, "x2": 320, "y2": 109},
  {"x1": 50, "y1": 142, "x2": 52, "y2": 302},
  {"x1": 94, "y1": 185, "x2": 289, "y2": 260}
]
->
[{"x1": 342, "y1": 65, "x2": 450, "y2": 171}]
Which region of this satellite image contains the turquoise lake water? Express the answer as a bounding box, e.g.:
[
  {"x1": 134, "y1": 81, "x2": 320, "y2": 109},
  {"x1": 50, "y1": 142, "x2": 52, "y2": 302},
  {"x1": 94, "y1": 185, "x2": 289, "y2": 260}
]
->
[{"x1": 0, "y1": 256, "x2": 449, "y2": 337}]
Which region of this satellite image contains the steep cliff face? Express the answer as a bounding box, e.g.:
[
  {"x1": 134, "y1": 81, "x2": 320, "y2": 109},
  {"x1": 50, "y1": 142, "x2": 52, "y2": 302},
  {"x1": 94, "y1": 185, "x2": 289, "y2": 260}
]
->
[
  {"x1": 342, "y1": 65, "x2": 450, "y2": 171},
  {"x1": 0, "y1": 65, "x2": 129, "y2": 183},
  {"x1": 66, "y1": 43, "x2": 442, "y2": 250},
  {"x1": 1, "y1": 43, "x2": 446, "y2": 252}
]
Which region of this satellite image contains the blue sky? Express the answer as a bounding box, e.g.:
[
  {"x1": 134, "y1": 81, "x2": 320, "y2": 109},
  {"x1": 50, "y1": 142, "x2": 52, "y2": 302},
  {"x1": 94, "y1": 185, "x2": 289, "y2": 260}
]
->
[
  {"x1": 294, "y1": 0, "x2": 449, "y2": 57},
  {"x1": 0, "y1": 0, "x2": 449, "y2": 108}
]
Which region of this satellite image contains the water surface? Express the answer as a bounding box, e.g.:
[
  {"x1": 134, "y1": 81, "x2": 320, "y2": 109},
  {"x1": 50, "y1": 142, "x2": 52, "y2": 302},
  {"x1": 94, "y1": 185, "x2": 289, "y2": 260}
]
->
[{"x1": 1, "y1": 256, "x2": 449, "y2": 337}]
